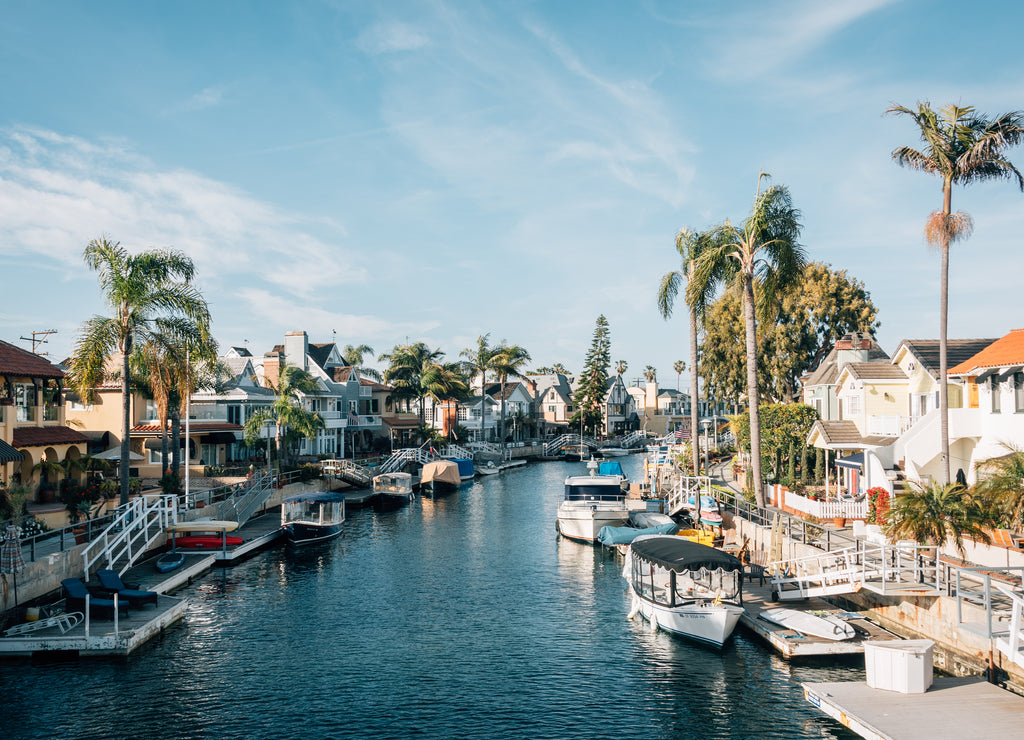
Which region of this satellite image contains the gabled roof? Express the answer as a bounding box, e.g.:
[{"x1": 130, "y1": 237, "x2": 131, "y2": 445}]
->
[
  {"x1": 0, "y1": 339, "x2": 65, "y2": 379},
  {"x1": 896, "y1": 338, "x2": 999, "y2": 377},
  {"x1": 483, "y1": 381, "x2": 528, "y2": 402},
  {"x1": 839, "y1": 362, "x2": 908, "y2": 383},
  {"x1": 948, "y1": 329, "x2": 1024, "y2": 375},
  {"x1": 12, "y1": 426, "x2": 89, "y2": 447},
  {"x1": 807, "y1": 420, "x2": 892, "y2": 449},
  {"x1": 308, "y1": 342, "x2": 347, "y2": 372},
  {"x1": 804, "y1": 338, "x2": 889, "y2": 387}
]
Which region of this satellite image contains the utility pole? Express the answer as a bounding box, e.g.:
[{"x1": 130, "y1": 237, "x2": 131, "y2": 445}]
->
[{"x1": 20, "y1": 329, "x2": 57, "y2": 355}]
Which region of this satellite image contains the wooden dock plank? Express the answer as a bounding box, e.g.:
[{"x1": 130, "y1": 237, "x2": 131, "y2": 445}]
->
[{"x1": 803, "y1": 677, "x2": 1024, "y2": 740}]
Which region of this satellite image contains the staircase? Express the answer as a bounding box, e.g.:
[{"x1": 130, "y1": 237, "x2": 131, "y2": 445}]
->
[
  {"x1": 544, "y1": 433, "x2": 598, "y2": 456},
  {"x1": 665, "y1": 475, "x2": 711, "y2": 517},
  {"x1": 440, "y1": 443, "x2": 474, "y2": 460},
  {"x1": 379, "y1": 447, "x2": 435, "y2": 474},
  {"x1": 82, "y1": 494, "x2": 177, "y2": 579},
  {"x1": 995, "y1": 584, "x2": 1024, "y2": 669},
  {"x1": 321, "y1": 459, "x2": 373, "y2": 488},
  {"x1": 217, "y1": 472, "x2": 277, "y2": 525},
  {"x1": 621, "y1": 430, "x2": 646, "y2": 448}
]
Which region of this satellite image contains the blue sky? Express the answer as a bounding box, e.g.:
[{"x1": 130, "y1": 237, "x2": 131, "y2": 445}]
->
[{"x1": 2, "y1": 0, "x2": 1022, "y2": 388}]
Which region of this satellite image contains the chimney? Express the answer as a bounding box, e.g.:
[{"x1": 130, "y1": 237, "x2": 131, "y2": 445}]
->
[
  {"x1": 284, "y1": 331, "x2": 309, "y2": 371},
  {"x1": 836, "y1": 332, "x2": 870, "y2": 367},
  {"x1": 263, "y1": 350, "x2": 281, "y2": 389}
]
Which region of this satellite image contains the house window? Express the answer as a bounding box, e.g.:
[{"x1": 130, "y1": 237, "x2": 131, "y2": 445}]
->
[
  {"x1": 992, "y1": 376, "x2": 1002, "y2": 413},
  {"x1": 227, "y1": 405, "x2": 241, "y2": 425},
  {"x1": 846, "y1": 393, "x2": 861, "y2": 418},
  {"x1": 1015, "y1": 372, "x2": 1024, "y2": 413},
  {"x1": 14, "y1": 383, "x2": 35, "y2": 422},
  {"x1": 148, "y1": 448, "x2": 177, "y2": 466}
]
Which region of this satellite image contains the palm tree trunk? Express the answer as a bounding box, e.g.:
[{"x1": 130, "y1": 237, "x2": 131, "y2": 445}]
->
[
  {"x1": 499, "y1": 375, "x2": 506, "y2": 444},
  {"x1": 119, "y1": 345, "x2": 132, "y2": 505},
  {"x1": 939, "y1": 182, "x2": 952, "y2": 485},
  {"x1": 480, "y1": 373, "x2": 487, "y2": 443},
  {"x1": 743, "y1": 275, "x2": 765, "y2": 505},
  {"x1": 171, "y1": 408, "x2": 181, "y2": 477},
  {"x1": 688, "y1": 302, "x2": 700, "y2": 477}
]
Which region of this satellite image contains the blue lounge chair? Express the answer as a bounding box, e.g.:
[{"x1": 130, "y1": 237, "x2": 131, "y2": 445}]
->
[
  {"x1": 61, "y1": 578, "x2": 129, "y2": 619},
  {"x1": 96, "y1": 569, "x2": 159, "y2": 608}
]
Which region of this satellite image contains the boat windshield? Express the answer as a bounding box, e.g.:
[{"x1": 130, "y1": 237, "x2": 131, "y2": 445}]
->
[
  {"x1": 564, "y1": 481, "x2": 623, "y2": 502},
  {"x1": 632, "y1": 558, "x2": 741, "y2": 606},
  {"x1": 283, "y1": 501, "x2": 342, "y2": 525}
]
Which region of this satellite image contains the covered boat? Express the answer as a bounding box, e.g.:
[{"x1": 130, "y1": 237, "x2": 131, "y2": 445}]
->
[
  {"x1": 373, "y1": 472, "x2": 414, "y2": 511},
  {"x1": 597, "y1": 521, "x2": 678, "y2": 546},
  {"x1": 453, "y1": 458, "x2": 475, "y2": 481},
  {"x1": 556, "y1": 461, "x2": 629, "y2": 543},
  {"x1": 281, "y1": 490, "x2": 346, "y2": 546},
  {"x1": 421, "y1": 459, "x2": 461, "y2": 496},
  {"x1": 624, "y1": 535, "x2": 744, "y2": 648},
  {"x1": 166, "y1": 520, "x2": 242, "y2": 551}
]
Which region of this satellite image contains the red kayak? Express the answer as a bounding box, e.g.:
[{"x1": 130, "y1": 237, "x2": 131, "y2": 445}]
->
[{"x1": 173, "y1": 535, "x2": 243, "y2": 549}]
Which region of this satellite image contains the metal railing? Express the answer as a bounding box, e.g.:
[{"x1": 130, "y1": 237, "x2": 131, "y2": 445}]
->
[
  {"x1": 321, "y1": 459, "x2": 373, "y2": 487},
  {"x1": 217, "y1": 472, "x2": 277, "y2": 526},
  {"x1": 82, "y1": 495, "x2": 177, "y2": 579},
  {"x1": 995, "y1": 584, "x2": 1024, "y2": 668}
]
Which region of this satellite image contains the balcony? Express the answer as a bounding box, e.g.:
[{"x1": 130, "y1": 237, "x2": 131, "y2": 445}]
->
[
  {"x1": 188, "y1": 406, "x2": 228, "y2": 422},
  {"x1": 43, "y1": 405, "x2": 60, "y2": 422},
  {"x1": 348, "y1": 414, "x2": 381, "y2": 428},
  {"x1": 865, "y1": 414, "x2": 918, "y2": 437}
]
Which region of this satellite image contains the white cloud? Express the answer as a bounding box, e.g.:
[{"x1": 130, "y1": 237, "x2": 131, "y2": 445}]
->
[{"x1": 357, "y1": 21, "x2": 430, "y2": 54}]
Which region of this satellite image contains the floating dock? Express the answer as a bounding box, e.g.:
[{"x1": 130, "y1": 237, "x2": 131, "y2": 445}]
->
[
  {"x1": 740, "y1": 581, "x2": 900, "y2": 657},
  {"x1": 803, "y1": 677, "x2": 1024, "y2": 740}
]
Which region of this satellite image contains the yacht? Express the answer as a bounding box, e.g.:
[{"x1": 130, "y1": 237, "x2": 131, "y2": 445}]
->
[{"x1": 556, "y1": 460, "x2": 629, "y2": 543}]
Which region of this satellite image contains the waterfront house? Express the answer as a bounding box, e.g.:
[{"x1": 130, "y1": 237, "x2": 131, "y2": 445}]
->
[
  {"x1": 529, "y1": 373, "x2": 574, "y2": 436},
  {"x1": 0, "y1": 338, "x2": 88, "y2": 504},
  {"x1": 801, "y1": 332, "x2": 889, "y2": 421}
]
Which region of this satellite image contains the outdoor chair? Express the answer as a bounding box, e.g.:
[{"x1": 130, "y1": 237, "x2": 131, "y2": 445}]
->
[
  {"x1": 96, "y1": 569, "x2": 159, "y2": 608},
  {"x1": 61, "y1": 578, "x2": 129, "y2": 619}
]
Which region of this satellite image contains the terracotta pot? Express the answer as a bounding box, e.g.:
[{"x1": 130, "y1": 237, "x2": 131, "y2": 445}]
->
[
  {"x1": 833, "y1": 517, "x2": 847, "y2": 528},
  {"x1": 73, "y1": 528, "x2": 88, "y2": 545}
]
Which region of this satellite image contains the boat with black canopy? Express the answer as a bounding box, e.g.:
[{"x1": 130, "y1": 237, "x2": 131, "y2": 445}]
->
[{"x1": 281, "y1": 490, "x2": 346, "y2": 546}]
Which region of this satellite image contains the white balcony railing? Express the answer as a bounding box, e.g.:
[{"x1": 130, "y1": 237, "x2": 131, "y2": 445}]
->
[{"x1": 865, "y1": 414, "x2": 918, "y2": 437}]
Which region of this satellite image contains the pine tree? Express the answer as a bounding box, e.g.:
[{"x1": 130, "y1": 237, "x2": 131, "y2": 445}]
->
[{"x1": 570, "y1": 315, "x2": 612, "y2": 436}]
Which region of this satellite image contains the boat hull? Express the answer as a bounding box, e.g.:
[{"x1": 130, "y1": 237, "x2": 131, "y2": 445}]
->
[
  {"x1": 154, "y1": 552, "x2": 185, "y2": 573},
  {"x1": 557, "y1": 504, "x2": 629, "y2": 542},
  {"x1": 283, "y1": 521, "x2": 343, "y2": 546},
  {"x1": 422, "y1": 480, "x2": 459, "y2": 497},
  {"x1": 173, "y1": 535, "x2": 243, "y2": 549},
  {"x1": 633, "y1": 593, "x2": 744, "y2": 648}
]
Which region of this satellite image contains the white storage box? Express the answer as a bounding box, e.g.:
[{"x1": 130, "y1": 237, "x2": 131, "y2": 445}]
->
[{"x1": 864, "y1": 639, "x2": 934, "y2": 693}]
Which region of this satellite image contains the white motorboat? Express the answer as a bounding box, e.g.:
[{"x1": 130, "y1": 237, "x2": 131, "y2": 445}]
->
[
  {"x1": 597, "y1": 447, "x2": 628, "y2": 457},
  {"x1": 624, "y1": 535, "x2": 745, "y2": 648},
  {"x1": 556, "y1": 460, "x2": 629, "y2": 543},
  {"x1": 373, "y1": 472, "x2": 414, "y2": 510},
  {"x1": 759, "y1": 608, "x2": 856, "y2": 641},
  {"x1": 477, "y1": 461, "x2": 501, "y2": 476}
]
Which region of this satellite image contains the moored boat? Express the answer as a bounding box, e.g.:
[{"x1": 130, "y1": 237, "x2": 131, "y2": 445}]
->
[
  {"x1": 759, "y1": 608, "x2": 856, "y2": 641},
  {"x1": 556, "y1": 461, "x2": 629, "y2": 543},
  {"x1": 624, "y1": 535, "x2": 745, "y2": 648},
  {"x1": 699, "y1": 495, "x2": 723, "y2": 527},
  {"x1": 373, "y1": 472, "x2": 414, "y2": 511},
  {"x1": 420, "y1": 459, "x2": 462, "y2": 497},
  {"x1": 281, "y1": 490, "x2": 346, "y2": 546},
  {"x1": 154, "y1": 551, "x2": 185, "y2": 573},
  {"x1": 453, "y1": 457, "x2": 475, "y2": 481},
  {"x1": 597, "y1": 447, "x2": 628, "y2": 457},
  {"x1": 166, "y1": 520, "x2": 242, "y2": 550},
  {"x1": 476, "y1": 461, "x2": 501, "y2": 476}
]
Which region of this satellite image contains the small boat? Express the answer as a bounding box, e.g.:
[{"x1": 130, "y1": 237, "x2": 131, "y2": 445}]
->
[
  {"x1": 476, "y1": 461, "x2": 501, "y2": 476},
  {"x1": 677, "y1": 529, "x2": 715, "y2": 547},
  {"x1": 759, "y1": 608, "x2": 856, "y2": 641},
  {"x1": 562, "y1": 444, "x2": 588, "y2": 462},
  {"x1": 629, "y1": 511, "x2": 675, "y2": 529},
  {"x1": 281, "y1": 490, "x2": 346, "y2": 546},
  {"x1": 556, "y1": 460, "x2": 630, "y2": 543},
  {"x1": 597, "y1": 521, "x2": 678, "y2": 546},
  {"x1": 624, "y1": 535, "x2": 745, "y2": 648},
  {"x1": 699, "y1": 495, "x2": 723, "y2": 527},
  {"x1": 452, "y1": 458, "x2": 475, "y2": 481},
  {"x1": 421, "y1": 460, "x2": 462, "y2": 496},
  {"x1": 154, "y1": 551, "x2": 185, "y2": 573},
  {"x1": 373, "y1": 472, "x2": 414, "y2": 510},
  {"x1": 597, "y1": 447, "x2": 628, "y2": 457},
  {"x1": 166, "y1": 520, "x2": 242, "y2": 550}
]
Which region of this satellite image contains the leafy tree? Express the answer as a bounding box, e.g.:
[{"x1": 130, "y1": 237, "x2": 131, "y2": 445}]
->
[
  {"x1": 69, "y1": 237, "x2": 211, "y2": 504},
  {"x1": 492, "y1": 341, "x2": 531, "y2": 443},
  {"x1": 244, "y1": 363, "x2": 324, "y2": 466},
  {"x1": 698, "y1": 290, "x2": 754, "y2": 406},
  {"x1": 570, "y1": 315, "x2": 612, "y2": 436},
  {"x1": 886, "y1": 480, "x2": 996, "y2": 557},
  {"x1": 888, "y1": 101, "x2": 1024, "y2": 484},
  {"x1": 976, "y1": 443, "x2": 1024, "y2": 529},
  {"x1": 460, "y1": 335, "x2": 499, "y2": 442},
  {"x1": 659, "y1": 227, "x2": 715, "y2": 476},
  {"x1": 673, "y1": 360, "x2": 686, "y2": 391},
  {"x1": 728, "y1": 403, "x2": 817, "y2": 481}
]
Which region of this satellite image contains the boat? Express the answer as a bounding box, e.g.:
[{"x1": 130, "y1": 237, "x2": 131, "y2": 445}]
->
[
  {"x1": 154, "y1": 551, "x2": 185, "y2": 573},
  {"x1": 452, "y1": 458, "x2": 475, "y2": 481},
  {"x1": 597, "y1": 521, "x2": 678, "y2": 546},
  {"x1": 556, "y1": 460, "x2": 630, "y2": 543},
  {"x1": 624, "y1": 535, "x2": 745, "y2": 648},
  {"x1": 759, "y1": 608, "x2": 856, "y2": 641},
  {"x1": 597, "y1": 447, "x2": 628, "y2": 457},
  {"x1": 677, "y1": 529, "x2": 715, "y2": 547},
  {"x1": 166, "y1": 520, "x2": 242, "y2": 550},
  {"x1": 477, "y1": 461, "x2": 501, "y2": 476},
  {"x1": 562, "y1": 444, "x2": 588, "y2": 462},
  {"x1": 699, "y1": 495, "x2": 723, "y2": 527},
  {"x1": 597, "y1": 460, "x2": 629, "y2": 491},
  {"x1": 373, "y1": 472, "x2": 414, "y2": 510},
  {"x1": 281, "y1": 490, "x2": 346, "y2": 546},
  {"x1": 420, "y1": 459, "x2": 462, "y2": 496},
  {"x1": 629, "y1": 511, "x2": 675, "y2": 529}
]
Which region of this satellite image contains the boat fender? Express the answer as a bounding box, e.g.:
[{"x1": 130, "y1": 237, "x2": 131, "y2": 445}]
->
[
  {"x1": 627, "y1": 594, "x2": 640, "y2": 620},
  {"x1": 649, "y1": 611, "x2": 658, "y2": 632}
]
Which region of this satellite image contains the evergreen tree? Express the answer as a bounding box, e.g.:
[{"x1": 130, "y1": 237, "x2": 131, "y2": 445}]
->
[
  {"x1": 815, "y1": 447, "x2": 825, "y2": 483},
  {"x1": 801, "y1": 447, "x2": 813, "y2": 484},
  {"x1": 570, "y1": 315, "x2": 612, "y2": 436}
]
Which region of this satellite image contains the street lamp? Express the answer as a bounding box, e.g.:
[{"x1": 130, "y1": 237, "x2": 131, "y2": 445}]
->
[{"x1": 701, "y1": 419, "x2": 712, "y2": 474}]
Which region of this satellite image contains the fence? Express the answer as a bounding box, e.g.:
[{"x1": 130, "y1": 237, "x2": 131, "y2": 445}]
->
[{"x1": 771, "y1": 485, "x2": 868, "y2": 520}]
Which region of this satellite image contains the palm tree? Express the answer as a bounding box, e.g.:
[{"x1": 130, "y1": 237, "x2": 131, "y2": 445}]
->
[
  {"x1": 460, "y1": 335, "x2": 498, "y2": 443},
  {"x1": 690, "y1": 176, "x2": 805, "y2": 505},
  {"x1": 69, "y1": 237, "x2": 211, "y2": 504},
  {"x1": 615, "y1": 360, "x2": 628, "y2": 376},
  {"x1": 244, "y1": 363, "x2": 323, "y2": 466},
  {"x1": 380, "y1": 342, "x2": 446, "y2": 427},
  {"x1": 673, "y1": 360, "x2": 686, "y2": 391},
  {"x1": 492, "y1": 342, "x2": 531, "y2": 443},
  {"x1": 659, "y1": 228, "x2": 714, "y2": 478},
  {"x1": 888, "y1": 103, "x2": 1024, "y2": 484},
  {"x1": 551, "y1": 362, "x2": 567, "y2": 375},
  {"x1": 643, "y1": 366, "x2": 657, "y2": 383},
  {"x1": 976, "y1": 443, "x2": 1024, "y2": 529},
  {"x1": 343, "y1": 344, "x2": 381, "y2": 381},
  {"x1": 886, "y1": 480, "x2": 996, "y2": 557}
]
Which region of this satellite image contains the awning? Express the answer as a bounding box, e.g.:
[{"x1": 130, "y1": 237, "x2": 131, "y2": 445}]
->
[
  {"x1": 93, "y1": 446, "x2": 145, "y2": 461},
  {"x1": 0, "y1": 439, "x2": 24, "y2": 464},
  {"x1": 201, "y1": 431, "x2": 239, "y2": 445},
  {"x1": 836, "y1": 452, "x2": 865, "y2": 470}
]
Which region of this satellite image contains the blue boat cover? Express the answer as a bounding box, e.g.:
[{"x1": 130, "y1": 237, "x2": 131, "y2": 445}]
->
[
  {"x1": 597, "y1": 461, "x2": 625, "y2": 478},
  {"x1": 453, "y1": 458, "x2": 475, "y2": 477},
  {"x1": 597, "y1": 521, "x2": 678, "y2": 546},
  {"x1": 282, "y1": 491, "x2": 346, "y2": 504}
]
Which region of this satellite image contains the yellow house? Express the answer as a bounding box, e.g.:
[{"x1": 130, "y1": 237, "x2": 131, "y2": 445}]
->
[{"x1": 0, "y1": 338, "x2": 88, "y2": 503}]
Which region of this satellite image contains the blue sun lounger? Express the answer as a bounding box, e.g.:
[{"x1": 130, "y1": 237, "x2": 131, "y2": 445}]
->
[
  {"x1": 96, "y1": 570, "x2": 159, "y2": 608},
  {"x1": 61, "y1": 578, "x2": 129, "y2": 619}
]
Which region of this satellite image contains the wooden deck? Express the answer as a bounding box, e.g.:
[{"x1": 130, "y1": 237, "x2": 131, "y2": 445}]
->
[
  {"x1": 803, "y1": 677, "x2": 1024, "y2": 740},
  {"x1": 740, "y1": 580, "x2": 900, "y2": 658}
]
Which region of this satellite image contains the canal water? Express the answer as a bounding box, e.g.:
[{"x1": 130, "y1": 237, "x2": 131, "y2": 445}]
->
[{"x1": 1, "y1": 456, "x2": 861, "y2": 739}]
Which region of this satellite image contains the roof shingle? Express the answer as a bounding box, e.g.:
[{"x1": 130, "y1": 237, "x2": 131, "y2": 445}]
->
[
  {"x1": 13, "y1": 426, "x2": 90, "y2": 447},
  {"x1": 0, "y1": 339, "x2": 65, "y2": 380},
  {"x1": 948, "y1": 329, "x2": 1024, "y2": 375}
]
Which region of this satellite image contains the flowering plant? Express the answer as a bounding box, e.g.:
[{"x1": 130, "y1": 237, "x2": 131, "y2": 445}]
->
[{"x1": 867, "y1": 486, "x2": 890, "y2": 525}]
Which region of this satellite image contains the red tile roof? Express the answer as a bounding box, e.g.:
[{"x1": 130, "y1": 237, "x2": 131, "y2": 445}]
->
[
  {"x1": 0, "y1": 339, "x2": 65, "y2": 379},
  {"x1": 949, "y1": 329, "x2": 1024, "y2": 375},
  {"x1": 13, "y1": 426, "x2": 90, "y2": 447},
  {"x1": 130, "y1": 422, "x2": 243, "y2": 434}
]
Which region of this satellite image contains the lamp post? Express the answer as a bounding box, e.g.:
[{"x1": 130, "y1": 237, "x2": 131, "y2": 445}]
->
[{"x1": 701, "y1": 418, "x2": 712, "y2": 474}]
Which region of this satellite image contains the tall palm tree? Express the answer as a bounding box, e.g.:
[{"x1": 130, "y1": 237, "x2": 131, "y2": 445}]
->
[
  {"x1": 643, "y1": 366, "x2": 657, "y2": 382},
  {"x1": 690, "y1": 176, "x2": 805, "y2": 505},
  {"x1": 551, "y1": 362, "x2": 567, "y2": 375},
  {"x1": 380, "y1": 342, "x2": 446, "y2": 426},
  {"x1": 976, "y1": 443, "x2": 1024, "y2": 529},
  {"x1": 492, "y1": 342, "x2": 531, "y2": 443},
  {"x1": 659, "y1": 228, "x2": 714, "y2": 478},
  {"x1": 888, "y1": 102, "x2": 1024, "y2": 484},
  {"x1": 69, "y1": 237, "x2": 211, "y2": 504},
  {"x1": 244, "y1": 363, "x2": 323, "y2": 466},
  {"x1": 615, "y1": 360, "x2": 628, "y2": 376},
  {"x1": 673, "y1": 360, "x2": 686, "y2": 391},
  {"x1": 343, "y1": 344, "x2": 381, "y2": 381},
  {"x1": 886, "y1": 480, "x2": 995, "y2": 557},
  {"x1": 460, "y1": 335, "x2": 498, "y2": 443}
]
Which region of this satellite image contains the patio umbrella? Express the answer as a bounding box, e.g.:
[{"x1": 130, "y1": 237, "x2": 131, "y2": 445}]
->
[{"x1": 1, "y1": 524, "x2": 25, "y2": 612}]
